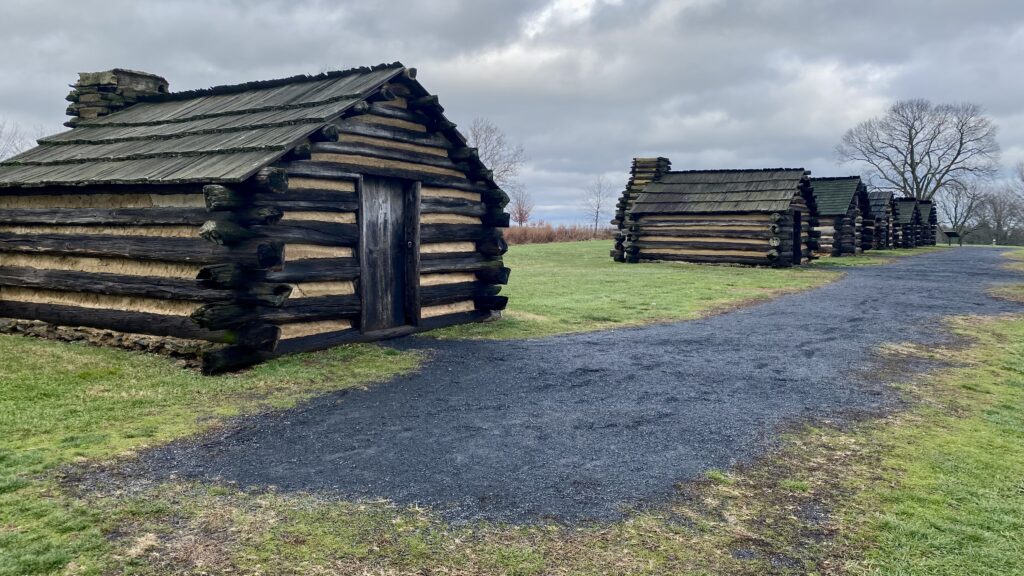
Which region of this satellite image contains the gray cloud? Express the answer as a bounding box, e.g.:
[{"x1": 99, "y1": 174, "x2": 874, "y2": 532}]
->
[{"x1": 2, "y1": 0, "x2": 1023, "y2": 223}]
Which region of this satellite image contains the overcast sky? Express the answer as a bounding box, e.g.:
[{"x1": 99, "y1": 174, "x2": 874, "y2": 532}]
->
[{"x1": 3, "y1": 0, "x2": 1023, "y2": 223}]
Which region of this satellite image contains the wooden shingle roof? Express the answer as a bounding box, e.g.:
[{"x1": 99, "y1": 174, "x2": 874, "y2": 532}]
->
[
  {"x1": 868, "y1": 190, "x2": 893, "y2": 216},
  {"x1": 810, "y1": 176, "x2": 863, "y2": 216},
  {"x1": 630, "y1": 168, "x2": 809, "y2": 215},
  {"x1": 894, "y1": 198, "x2": 920, "y2": 224},
  {"x1": 0, "y1": 63, "x2": 405, "y2": 188},
  {"x1": 918, "y1": 200, "x2": 936, "y2": 222}
]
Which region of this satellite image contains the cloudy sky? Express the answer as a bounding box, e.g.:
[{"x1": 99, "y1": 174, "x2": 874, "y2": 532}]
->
[{"x1": 3, "y1": 0, "x2": 1023, "y2": 223}]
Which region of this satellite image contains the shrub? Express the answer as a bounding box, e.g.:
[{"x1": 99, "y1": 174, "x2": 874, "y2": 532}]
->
[{"x1": 504, "y1": 222, "x2": 614, "y2": 245}]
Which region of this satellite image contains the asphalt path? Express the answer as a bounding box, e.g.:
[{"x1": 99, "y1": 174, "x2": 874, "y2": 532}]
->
[{"x1": 139, "y1": 247, "x2": 1023, "y2": 523}]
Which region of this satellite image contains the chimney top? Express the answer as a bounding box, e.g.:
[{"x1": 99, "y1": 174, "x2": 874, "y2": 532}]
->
[{"x1": 65, "y1": 69, "x2": 169, "y2": 127}]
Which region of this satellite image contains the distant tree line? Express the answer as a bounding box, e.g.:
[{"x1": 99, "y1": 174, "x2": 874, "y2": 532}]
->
[
  {"x1": 0, "y1": 117, "x2": 37, "y2": 160},
  {"x1": 838, "y1": 99, "x2": 1024, "y2": 246}
]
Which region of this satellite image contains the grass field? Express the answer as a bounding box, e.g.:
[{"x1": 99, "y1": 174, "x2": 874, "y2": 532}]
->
[
  {"x1": 432, "y1": 240, "x2": 838, "y2": 339},
  {"x1": 810, "y1": 245, "x2": 947, "y2": 267},
  {"x1": 2, "y1": 241, "x2": 1020, "y2": 575}
]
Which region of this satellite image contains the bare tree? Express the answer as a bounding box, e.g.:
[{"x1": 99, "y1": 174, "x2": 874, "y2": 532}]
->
[
  {"x1": 837, "y1": 99, "x2": 1000, "y2": 200},
  {"x1": 1015, "y1": 160, "x2": 1024, "y2": 200},
  {"x1": 937, "y1": 181, "x2": 986, "y2": 245},
  {"x1": 583, "y1": 175, "x2": 611, "y2": 233},
  {"x1": 465, "y1": 117, "x2": 525, "y2": 189},
  {"x1": 980, "y1": 186, "x2": 1024, "y2": 245},
  {"x1": 507, "y1": 183, "x2": 534, "y2": 226},
  {"x1": 0, "y1": 117, "x2": 34, "y2": 160}
]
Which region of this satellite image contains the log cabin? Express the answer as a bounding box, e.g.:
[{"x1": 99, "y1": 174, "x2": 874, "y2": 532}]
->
[
  {"x1": 917, "y1": 200, "x2": 937, "y2": 246},
  {"x1": 809, "y1": 176, "x2": 870, "y2": 256},
  {"x1": 611, "y1": 157, "x2": 671, "y2": 260},
  {"x1": 612, "y1": 163, "x2": 819, "y2": 267},
  {"x1": 0, "y1": 64, "x2": 511, "y2": 373},
  {"x1": 867, "y1": 190, "x2": 894, "y2": 249},
  {"x1": 893, "y1": 198, "x2": 922, "y2": 248}
]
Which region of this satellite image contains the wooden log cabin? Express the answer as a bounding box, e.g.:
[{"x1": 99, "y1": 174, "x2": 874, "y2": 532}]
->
[
  {"x1": 613, "y1": 164, "x2": 820, "y2": 267},
  {"x1": 611, "y1": 157, "x2": 671, "y2": 261},
  {"x1": 893, "y1": 198, "x2": 922, "y2": 248},
  {"x1": 0, "y1": 64, "x2": 511, "y2": 373},
  {"x1": 917, "y1": 200, "x2": 937, "y2": 246},
  {"x1": 809, "y1": 176, "x2": 870, "y2": 256},
  {"x1": 867, "y1": 190, "x2": 894, "y2": 249}
]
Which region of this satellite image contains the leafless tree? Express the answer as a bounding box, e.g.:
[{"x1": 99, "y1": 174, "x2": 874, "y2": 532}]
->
[
  {"x1": 836, "y1": 99, "x2": 1000, "y2": 200},
  {"x1": 980, "y1": 186, "x2": 1024, "y2": 245},
  {"x1": 937, "y1": 181, "x2": 986, "y2": 245},
  {"x1": 1014, "y1": 160, "x2": 1024, "y2": 200},
  {"x1": 465, "y1": 117, "x2": 525, "y2": 189},
  {"x1": 583, "y1": 175, "x2": 611, "y2": 232},
  {"x1": 0, "y1": 117, "x2": 34, "y2": 160},
  {"x1": 507, "y1": 183, "x2": 534, "y2": 227}
]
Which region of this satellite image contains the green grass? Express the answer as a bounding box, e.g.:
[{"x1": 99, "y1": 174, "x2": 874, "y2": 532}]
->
[
  {"x1": 68, "y1": 315, "x2": 1022, "y2": 576},
  {"x1": 838, "y1": 317, "x2": 1024, "y2": 575},
  {"x1": 1006, "y1": 248, "x2": 1024, "y2": 273},
  {"x1": 431, "y1": 240, "x2": 838, "y2": 339},
  {"x1": 0, "y1": 338, "x2": 420, "y2": 576},
  {"x1": 3, "y1": 241, "x2": 1024, "y2": 575},
  {"x1": 811, "y1": 245, "x2": 947, "y2": 267}
]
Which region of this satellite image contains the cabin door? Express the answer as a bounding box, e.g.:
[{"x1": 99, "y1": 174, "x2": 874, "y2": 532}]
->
[
  {"x1": 360, "y1": 176, "x2": 420, "y2": 332},
  {"x1": 792, "y1": 211, "x2": 802, "y2": 265}
]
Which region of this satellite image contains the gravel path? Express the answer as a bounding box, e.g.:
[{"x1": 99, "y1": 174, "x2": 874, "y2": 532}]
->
[{"x1": 141, "y1": 248, "x2": 1023, "y2": 523}]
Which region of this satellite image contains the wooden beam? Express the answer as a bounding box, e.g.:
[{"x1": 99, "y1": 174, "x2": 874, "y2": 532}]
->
[
  {"x1": 336, "y1": 121, "x2": 452, "y2": 149},
  {"x1": 0, "y1": 233, "x2": 284, "y2": 268},
  {"x1": 312, "y1": 141, "x2": 466, "y2": 172},
  {"x1": 0, "y1": 301, "x2": 232, "y2": 342},
  {"x1": 265, "y1": 258, "x2": 360, "y2": 283},
  {"x1": 250, "y1": 167, "x2": 288, "y2": 194},
  {"x1": 406, "y1": 181, "x2": 422, "y2": 325},
  {"x1": 0, "y1": 207, "x2": 210, "y2": 225},
  {"x1": 421, "y1": 196, "x2": 486, "y2": 217},
  {"x1": 0, "y1": 266, "x2": 230, "y2": 301},
  {"x1": 250, "y1": 222, "x2": 359, "y2": 246}
]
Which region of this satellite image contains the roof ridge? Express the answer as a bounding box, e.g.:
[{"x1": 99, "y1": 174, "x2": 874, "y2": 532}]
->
[
  {"x1": 666, "y1": 167, "x2": 807, "y2": 174},
  {"x1": 809, "y1": 176, "x2": 861, "y2": 181},
  {"x1": 140, "y1": 62, "x2": 405, "y2": 103}
]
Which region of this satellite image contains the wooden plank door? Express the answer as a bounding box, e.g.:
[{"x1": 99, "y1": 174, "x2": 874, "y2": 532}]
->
[{"x1": 360, "y1": 176, "x2": 419, "y2": 332}]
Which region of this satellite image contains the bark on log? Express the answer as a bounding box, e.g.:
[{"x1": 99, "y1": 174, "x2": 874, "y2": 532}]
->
[
  {"x1": 0, "y1": 234, "x2": 284, "y2": 268},
  {"x1": 475, "y1": 266, "x2": 511, "y2": 285},
  {"x1": 0, "y1": 266, "x2": 231, "y2": 301},
  {"x1": 0, "y1": 301, "x2": 231, "y2": 342},
  {"x1": 312, "y1": 141, "x2": 465, "y2": 172},
  {"x1": 199, "y1": 220, "x2": 259, "y2": 246},
  {"x1": 265, "y1": 258, "x2": 360, "y2": 283},
  {"x1": 251, "y1": 167, "x2": 288, "y2": 194},
  {"x1": 204, "y1": 184, "x2": 246, "y2": 211},
  {"x1": 0, "y1": 207, "x2": 210, "y2": 225},
  {"x1": 420, "y1": 196, "x2": 487, "y2": 217}
]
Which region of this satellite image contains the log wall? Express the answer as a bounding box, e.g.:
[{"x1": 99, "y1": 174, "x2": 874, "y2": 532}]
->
[
  {"x1": 0, "y1": 187, "x2": 248, "y2": 354},
  {"x1": 621, "y1": 196, "x2": 818, "y2": 267},
  {"x1": 1, "y1": 81, "x2": 510, "y2": 373},
  {"x1": 816, "y1": 202, "x2": 862, "y2": 257},
  {"x1": 611, "y1": 157, "x2": 670, "y2": 261}
]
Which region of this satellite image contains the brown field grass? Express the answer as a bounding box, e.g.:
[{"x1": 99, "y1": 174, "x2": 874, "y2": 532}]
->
[{"x1": 504, "y1": 222, "x2": 614, "y2": 245}]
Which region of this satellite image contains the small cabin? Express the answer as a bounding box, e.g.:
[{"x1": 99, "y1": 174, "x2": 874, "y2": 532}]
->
[
  {"x1": 810, "y1": 176, "x2": 870, "y2": 256},
  {"x1": 917, "y1": 200, "x2": 937, "y2": 246},
  {"x1": 611, "y1": 157, "x2": 671, "y2": 258},
  {"x1": 893, "y1": 198, "x2": 922, "y2": 248},
  {"x1": 612, "y1": 162, "x2": 819, "y2": 267},
  {"x1": 0, "y1": 64, "x2": 510, "y2": 373},
  {"x1": 867, "y1": 191, "x2": 894, "y2": 249}
]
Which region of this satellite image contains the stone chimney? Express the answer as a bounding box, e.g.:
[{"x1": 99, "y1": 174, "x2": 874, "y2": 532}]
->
[{"x1": 64, "y1": 69, "x2": 169, "y2": 127}]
